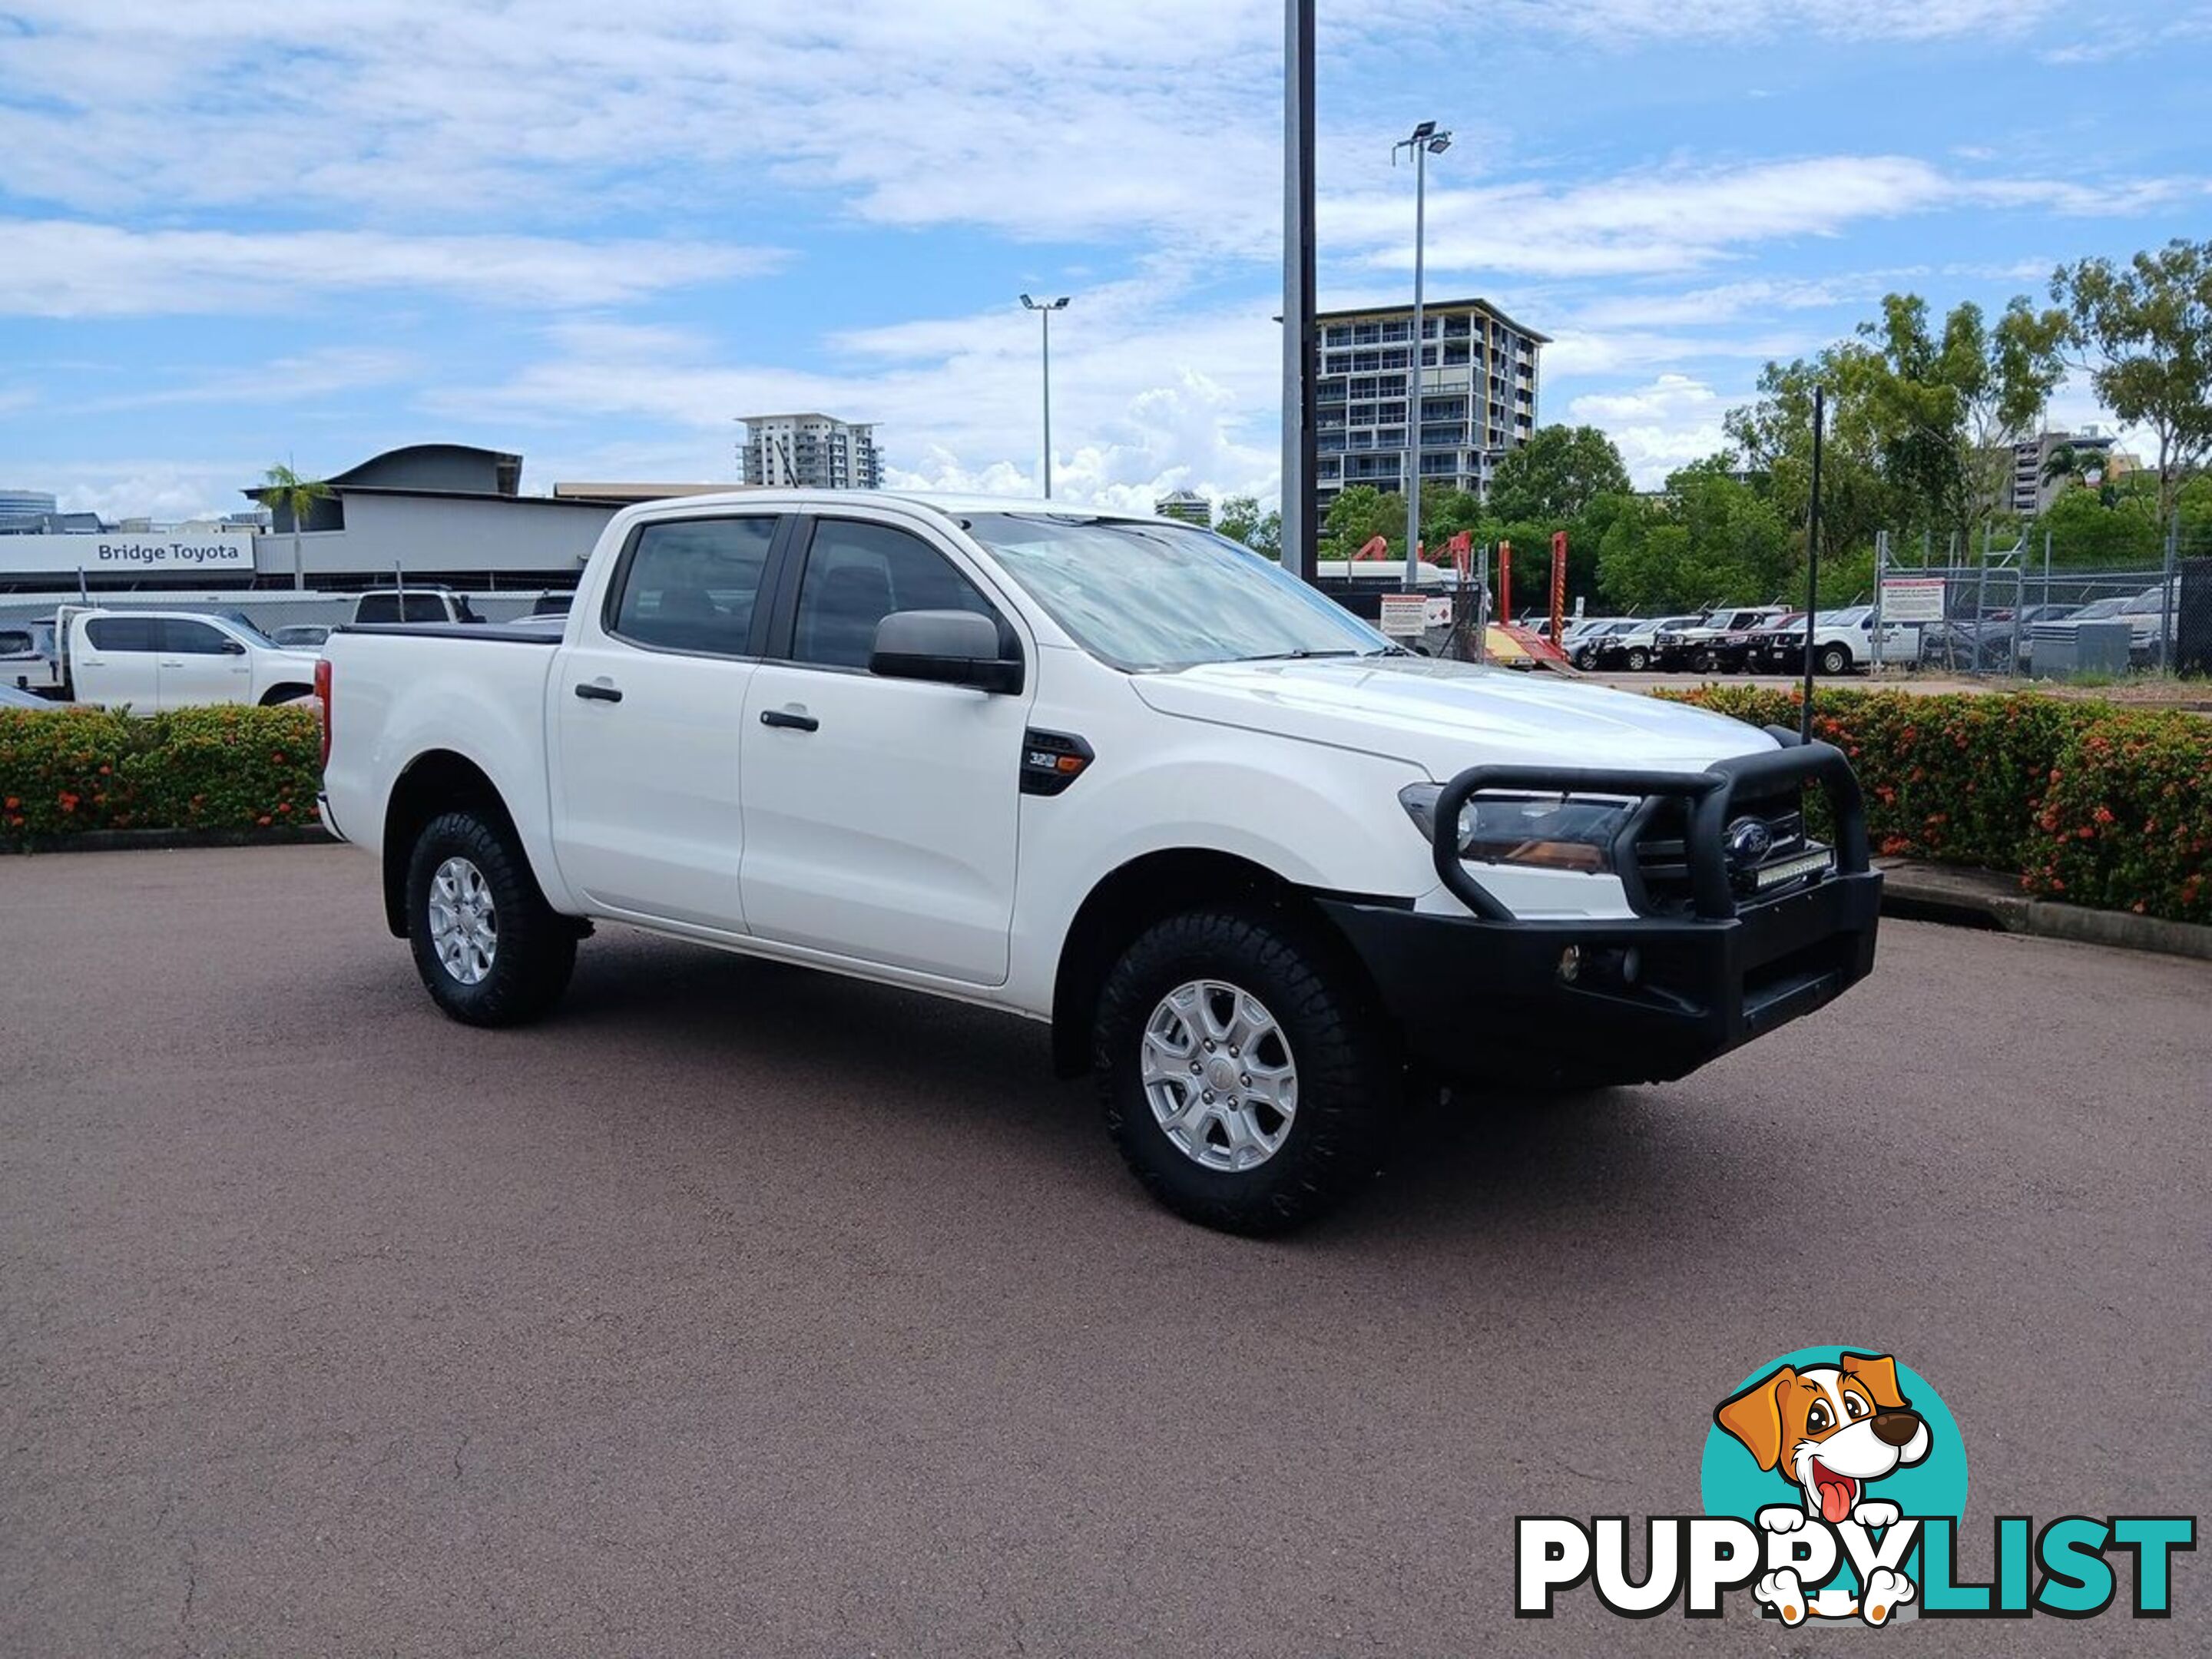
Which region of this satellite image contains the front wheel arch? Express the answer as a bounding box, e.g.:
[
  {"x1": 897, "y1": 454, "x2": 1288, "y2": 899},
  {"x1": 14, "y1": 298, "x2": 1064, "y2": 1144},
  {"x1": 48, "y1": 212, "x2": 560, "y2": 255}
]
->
[{"x1": 1049, "y1": 850, "x2": 1377, "y2": 1080}]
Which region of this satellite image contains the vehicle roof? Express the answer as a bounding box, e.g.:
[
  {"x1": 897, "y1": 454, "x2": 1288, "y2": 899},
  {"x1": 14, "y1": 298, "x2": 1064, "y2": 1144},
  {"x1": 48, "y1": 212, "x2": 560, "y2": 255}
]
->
[{"x1": 630, "y1": 487, "x2": 1175, "y2": 524}]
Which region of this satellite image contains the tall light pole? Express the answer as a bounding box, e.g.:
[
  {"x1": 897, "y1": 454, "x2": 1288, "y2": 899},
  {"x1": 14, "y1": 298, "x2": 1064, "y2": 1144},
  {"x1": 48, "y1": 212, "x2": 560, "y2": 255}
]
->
[
  {"x1": 1020, "y1": 293, "x2": 1070, "y2": 497},
  {"x1": 1392, "y1": 120, "x2": 1451, "y2": 594},
  {"x1": 1281, "y1": 0, "x2": 1317, "y2": 583}
]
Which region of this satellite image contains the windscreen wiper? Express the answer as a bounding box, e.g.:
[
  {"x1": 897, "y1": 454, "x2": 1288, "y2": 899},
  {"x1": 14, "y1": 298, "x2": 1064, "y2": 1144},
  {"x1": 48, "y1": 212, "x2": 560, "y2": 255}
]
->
[{"x1": 1237, "y1": 648, "x2": 1368, "y2": 661}]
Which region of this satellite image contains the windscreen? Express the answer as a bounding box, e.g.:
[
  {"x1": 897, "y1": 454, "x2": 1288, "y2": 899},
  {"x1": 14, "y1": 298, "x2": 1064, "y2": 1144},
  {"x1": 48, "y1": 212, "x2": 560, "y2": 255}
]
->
[{"x1": 964, "y1": 514, "x2": 1396, "y2": 671}]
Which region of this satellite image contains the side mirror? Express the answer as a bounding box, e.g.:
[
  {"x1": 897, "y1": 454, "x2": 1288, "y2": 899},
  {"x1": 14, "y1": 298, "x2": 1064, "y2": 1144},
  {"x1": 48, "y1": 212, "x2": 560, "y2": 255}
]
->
[
  {"x1": 870, "y1": 609, "x2": 1023, "y2": 694},
  {"x1": 221, "y1": 639, "x2": 247, "y2": 655}
]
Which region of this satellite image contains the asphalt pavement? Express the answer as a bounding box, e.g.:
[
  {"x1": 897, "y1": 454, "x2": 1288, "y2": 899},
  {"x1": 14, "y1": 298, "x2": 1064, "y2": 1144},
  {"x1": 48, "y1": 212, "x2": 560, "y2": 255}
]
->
[{"x1": 3, "y1": 846, "x2": 2205, "y2": 1657}]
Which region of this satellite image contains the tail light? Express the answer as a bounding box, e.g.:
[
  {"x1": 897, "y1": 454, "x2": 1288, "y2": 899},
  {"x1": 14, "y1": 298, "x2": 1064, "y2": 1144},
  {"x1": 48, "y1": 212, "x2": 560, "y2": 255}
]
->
[{"x1": 314, "y1": 657, "x2": 333, "y2": 768}]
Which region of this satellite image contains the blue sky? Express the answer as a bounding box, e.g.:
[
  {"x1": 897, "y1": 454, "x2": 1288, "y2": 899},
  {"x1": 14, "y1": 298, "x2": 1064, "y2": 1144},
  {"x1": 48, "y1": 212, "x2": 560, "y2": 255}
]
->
[{"x1": 3, "y1": 0, "x2": 2207, "y2": 521}]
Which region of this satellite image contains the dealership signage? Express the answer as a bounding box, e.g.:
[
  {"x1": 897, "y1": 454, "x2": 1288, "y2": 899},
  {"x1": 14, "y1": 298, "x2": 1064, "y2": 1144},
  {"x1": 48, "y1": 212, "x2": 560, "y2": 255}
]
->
[{"x1": 0, "y1": 532, "x2": 257, "y2": 578}]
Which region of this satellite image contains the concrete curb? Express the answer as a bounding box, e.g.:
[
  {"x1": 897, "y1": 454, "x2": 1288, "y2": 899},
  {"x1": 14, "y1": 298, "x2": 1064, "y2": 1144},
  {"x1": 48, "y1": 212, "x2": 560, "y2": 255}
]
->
[
  {"x1": 1, "y1": 825, "x2": 337, "y2": 856},
  {"x1": 1878, "y1": 858, "x2": 2212, "y2": 963}
]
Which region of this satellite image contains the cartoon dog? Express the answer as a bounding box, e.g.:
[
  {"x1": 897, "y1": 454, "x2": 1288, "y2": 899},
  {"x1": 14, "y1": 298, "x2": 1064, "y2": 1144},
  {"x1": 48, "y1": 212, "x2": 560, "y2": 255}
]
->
[{"x1": 1714, "y1": 1352, "x2": 1932, "y2": 1627}]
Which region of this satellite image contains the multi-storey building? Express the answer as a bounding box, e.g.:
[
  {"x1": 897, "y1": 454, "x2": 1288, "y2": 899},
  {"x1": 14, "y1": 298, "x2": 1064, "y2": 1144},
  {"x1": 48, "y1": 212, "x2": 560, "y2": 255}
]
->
[
  {"x1": 738, "y1": 414, "x2": 883, "y2": 491},
  {"x1": 2006, "y1": 426, "x2": 2118, "y2": 515},
  {"x1": 1313, "y1": 298, "x2": 1545, "y2": 516},
  {"x1": 1153, "y1": 489, "x2": 1212, "y2": 527},
  {"x1": 0, "y1": 489, "x2": 58, "y2": 533}
]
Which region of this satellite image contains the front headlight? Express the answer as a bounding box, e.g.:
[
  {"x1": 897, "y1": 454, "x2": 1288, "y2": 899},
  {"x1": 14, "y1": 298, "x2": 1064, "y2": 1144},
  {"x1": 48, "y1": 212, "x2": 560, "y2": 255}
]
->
[{"x1": 1399, "y1": 783, "x2": 1638, "y2": 873}]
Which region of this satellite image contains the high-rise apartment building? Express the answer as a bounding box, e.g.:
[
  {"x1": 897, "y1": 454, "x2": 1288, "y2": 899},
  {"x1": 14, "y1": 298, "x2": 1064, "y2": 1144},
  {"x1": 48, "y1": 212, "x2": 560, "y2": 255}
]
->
[
  {"x1": 1153, "y1": 489, "x2": 1212, "y2": 527},
  {"x1": 2005, "y1": 426, "x2": 2118, "y2": 515},
  {"x1": 1313, "y1": 298, "x2": 1545, "y2": 516},
  {"x1": 739, "y1": 414, "x2": 883, "y2": 490}
]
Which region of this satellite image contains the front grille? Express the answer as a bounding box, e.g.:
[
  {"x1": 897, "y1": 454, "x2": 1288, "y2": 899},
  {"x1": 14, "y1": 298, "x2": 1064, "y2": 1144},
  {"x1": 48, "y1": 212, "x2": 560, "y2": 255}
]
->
[{"x1": 1631, "y1": 785, "x2": 1820, "y2": 915}]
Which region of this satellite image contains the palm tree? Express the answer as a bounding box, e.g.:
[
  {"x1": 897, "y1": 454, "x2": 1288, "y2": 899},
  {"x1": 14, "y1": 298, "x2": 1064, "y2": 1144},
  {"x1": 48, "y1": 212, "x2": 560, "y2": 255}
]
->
[{"x1": 259, "y1": 462, "x2": 329, "y2": 591}]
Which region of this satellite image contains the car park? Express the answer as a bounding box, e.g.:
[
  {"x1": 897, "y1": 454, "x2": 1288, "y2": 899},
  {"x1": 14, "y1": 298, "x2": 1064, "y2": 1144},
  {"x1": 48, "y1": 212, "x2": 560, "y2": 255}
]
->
[
  {"x1": 1917, "y1": 604, "x2": 2078, "y2": 672},
  {"x1": 1568, "y1": 619, "x2": 1641, "y2": 669},
  {"x1": 1583, "y1": 614, "x2": 1701, "y2": 673},
  {"x1": 1654, "y1": 606, "x2": 1791, "y2": 674},
  {"x1": 57, "y1": 608, "x2": 323, "y2": 711},
  {"x1": 319, "y1": 488, "x2": 1881, "y2": 1236},
  {"x1": 1752, "y1": 605, "x2": 1898, "y2": 675}
]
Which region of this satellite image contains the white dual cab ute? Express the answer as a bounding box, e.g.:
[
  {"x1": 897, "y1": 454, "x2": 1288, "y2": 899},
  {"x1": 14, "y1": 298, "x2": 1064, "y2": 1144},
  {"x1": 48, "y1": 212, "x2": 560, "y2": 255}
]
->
[
  {"x1": 318, "y1": 492, "x2": 1883, "y2": 1233},
  {"x1": 58, "y1": 608, "x2": 323, "y2": 711}
]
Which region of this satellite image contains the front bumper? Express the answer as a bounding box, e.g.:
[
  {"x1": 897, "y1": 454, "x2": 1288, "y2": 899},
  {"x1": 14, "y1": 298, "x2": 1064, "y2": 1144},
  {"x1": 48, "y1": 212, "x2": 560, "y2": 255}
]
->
[{"x1": 1320, "y1": 740, "x2": 1882, "y2": 1091}]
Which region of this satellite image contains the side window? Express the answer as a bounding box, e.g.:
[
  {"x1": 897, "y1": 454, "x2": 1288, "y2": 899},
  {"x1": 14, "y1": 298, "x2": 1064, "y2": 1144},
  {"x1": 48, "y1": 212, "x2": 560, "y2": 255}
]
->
[
  {"x1": 790, "y1": 520, "x2": 1003, "y2": 671},
  {"x1": 161, "y1": 619, "x2": 234, "y2": 655},
  {"x1": 84, "y1": 616, "x2": 159, "y2": 652},
  {"x1": 609, "y1": 515, "x2": 775, "y2": 656},
  {"x1": 353, "y1": 593, "x2": 400, "y2": 624},
  {"x1": 402, "y1": 594, "x2": 449, "y2": 622}
]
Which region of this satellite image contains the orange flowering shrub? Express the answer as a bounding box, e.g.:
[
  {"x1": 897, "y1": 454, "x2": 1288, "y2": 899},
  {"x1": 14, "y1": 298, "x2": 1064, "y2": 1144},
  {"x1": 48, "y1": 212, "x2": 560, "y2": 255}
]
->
[
  {"x1": 0, "y1": 704, "x2": 321, "y2": 845},
  {"x1": 1660, "y1": 686, "x2": 2210, "y2": 926}
]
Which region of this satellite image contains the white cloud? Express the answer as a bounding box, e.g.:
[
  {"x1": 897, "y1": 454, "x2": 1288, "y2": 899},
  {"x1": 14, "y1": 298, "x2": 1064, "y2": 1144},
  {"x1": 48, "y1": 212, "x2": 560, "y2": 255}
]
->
[
  {"x1": 1566, "y1": 374, "x2": 1735, "y2": 486},
  {"x1": 87, "y1": 347, "x2": 419, "y2": 410},
  {"x1": 0, "y1": 220, "x2": 784, "y2": 316},
  {"x1": 426, "y1": 282, "x2": 1290, "y2": 508},
  {"x1": 1347, "y1": 157, "x2": 2200, "y2": 282},
  {"x1": 42, "y1": 457, "x2": 267, "y2": 522}
]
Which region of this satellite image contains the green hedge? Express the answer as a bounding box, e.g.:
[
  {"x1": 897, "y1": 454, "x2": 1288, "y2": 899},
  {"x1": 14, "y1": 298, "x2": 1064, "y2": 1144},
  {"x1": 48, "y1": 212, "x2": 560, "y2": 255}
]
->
[
  {"x1": 1662, "y1": 686, "x2": 2211, "y2": 926},
  {"x1": 0, "y1": 704, "x2": 322, "y2": 845}
]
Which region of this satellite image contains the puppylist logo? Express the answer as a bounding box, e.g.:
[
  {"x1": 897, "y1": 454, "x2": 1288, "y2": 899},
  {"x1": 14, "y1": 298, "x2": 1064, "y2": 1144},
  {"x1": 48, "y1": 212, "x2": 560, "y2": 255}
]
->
[{"x1": 1518, "y1": 1346, "x2": 2195, "y2": 1625}]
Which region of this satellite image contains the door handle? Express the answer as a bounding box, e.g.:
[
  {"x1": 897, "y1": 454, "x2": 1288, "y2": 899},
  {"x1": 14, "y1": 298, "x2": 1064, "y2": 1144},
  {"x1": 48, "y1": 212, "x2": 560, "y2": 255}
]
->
[
  {"x1": 760, "y1": 707, "x2": 818, "y2": 732},
  {"x1": 574, "y1": 681, "x2": 623, "y2": 704}
]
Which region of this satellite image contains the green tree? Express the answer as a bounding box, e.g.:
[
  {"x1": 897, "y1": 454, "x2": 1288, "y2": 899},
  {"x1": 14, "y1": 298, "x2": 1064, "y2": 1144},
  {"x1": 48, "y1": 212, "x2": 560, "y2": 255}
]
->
[
  {"x1": 1854, "y1": 293, "x2": 2069, "y2": 538},
  {"x1": 1485, "y1": 425, "x2": 1631, "y2": 523},
  {"x1": 1724, "y1": 353, "x2": 1899, "y2": 559},
  {"x1": 1666, "y1": 460, "x2": 1794, "y2": 602},
  {"x1": 1214, "y1": 494, "x2": 1282, "y2": 560},
  {"x1": 1320, "y1": 484, "x2": 1405, "y2": 560},
  {"x1": 257, "y1": 462, "x2": 329, "y2": 591},
  {"x1": 2053, "y1": 237, "x2": 2212, "y2": 541},
  {"x1": 2035, "y1": 487, "x2": 2162, "y2": 565}
]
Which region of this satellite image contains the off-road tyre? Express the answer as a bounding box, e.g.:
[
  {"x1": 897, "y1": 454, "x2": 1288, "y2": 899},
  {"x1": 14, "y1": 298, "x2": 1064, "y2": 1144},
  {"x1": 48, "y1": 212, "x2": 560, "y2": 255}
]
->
[
  {"x1": 1096, "y1": 907, "x2": 1396, "y2": 1236},
  {"x1": 405, "y1": 809, "x2": 577, "y2": 1027}
]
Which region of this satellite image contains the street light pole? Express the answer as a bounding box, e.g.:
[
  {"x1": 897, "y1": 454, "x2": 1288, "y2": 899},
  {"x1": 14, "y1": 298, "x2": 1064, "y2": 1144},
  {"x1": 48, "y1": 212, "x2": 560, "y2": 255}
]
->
[
  {"x1": 1392, "y1": 121, "x2": 1451, "y2": 594},
  {"x1": 1281, "y1": 0, "x2": 1317, "y2": 584},
  {"x1": 1020, "y1": 293, "x2": 1070, "y2": 497}
]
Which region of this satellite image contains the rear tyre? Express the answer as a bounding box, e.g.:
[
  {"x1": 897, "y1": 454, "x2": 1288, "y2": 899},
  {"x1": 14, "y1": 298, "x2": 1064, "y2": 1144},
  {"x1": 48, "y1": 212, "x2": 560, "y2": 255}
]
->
[
  {"x1": 405, "y1": 809, "x2": 576, "y2": 1027},
  {"x1": 1096, "y1": 908, "x2": 1396, "y2": 1236},
  {"x1": 1817, "y1": 643, "x2": 1852, "y2": 676}
]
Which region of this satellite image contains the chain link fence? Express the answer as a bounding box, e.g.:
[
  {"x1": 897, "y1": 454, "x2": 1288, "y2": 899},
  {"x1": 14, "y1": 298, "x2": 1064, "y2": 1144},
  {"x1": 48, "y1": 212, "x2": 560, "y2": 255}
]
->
[{"x1": 1876, "y1": 526, "x2": 2209, "y2": 680}]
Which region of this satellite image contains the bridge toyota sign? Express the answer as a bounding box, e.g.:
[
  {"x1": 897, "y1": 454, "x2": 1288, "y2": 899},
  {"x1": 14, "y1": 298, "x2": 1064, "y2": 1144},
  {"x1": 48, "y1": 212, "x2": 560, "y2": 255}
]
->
[{"x1": 0, "y1": 532, "x2": 257, "y2": 577}]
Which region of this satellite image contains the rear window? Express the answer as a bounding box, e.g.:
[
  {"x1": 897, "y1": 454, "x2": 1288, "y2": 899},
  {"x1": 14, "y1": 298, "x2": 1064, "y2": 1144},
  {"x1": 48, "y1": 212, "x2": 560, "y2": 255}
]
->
[
  {"x1": 608, "y1": 516, "x2": 777, "y2": 655},
  {"x1": 356, "y1": 592, "x2": 452, "y2": 624},
  {"x1": 0, "y1": 630, "x2": 34, "y2": 656},
  {"x1": 84, "y1": 616, "x2": 160, "y2": 651}
]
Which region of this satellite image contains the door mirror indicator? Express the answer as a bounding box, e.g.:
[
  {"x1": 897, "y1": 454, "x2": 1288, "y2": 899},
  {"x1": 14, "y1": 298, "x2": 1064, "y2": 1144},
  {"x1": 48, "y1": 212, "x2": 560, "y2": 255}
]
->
[{"x1": 870, "y1": 610, "x2": 1023, "y2": 694}]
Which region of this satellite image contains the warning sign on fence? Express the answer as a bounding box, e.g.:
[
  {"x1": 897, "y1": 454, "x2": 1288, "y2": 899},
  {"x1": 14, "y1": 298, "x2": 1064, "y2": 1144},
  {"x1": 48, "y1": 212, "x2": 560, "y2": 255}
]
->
[
  {"x1": 1378, "y1": 593, "x2": 1430, "y2": 637},
  {"x1": 1880, "y1": 578, "x2": 1946, "y2": 623}
]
